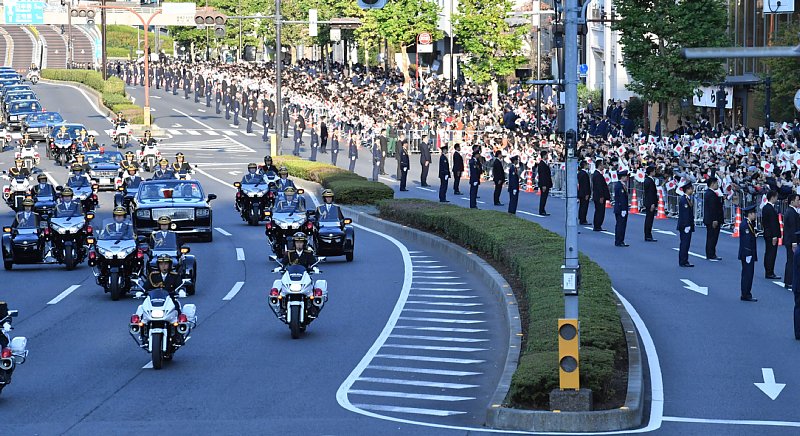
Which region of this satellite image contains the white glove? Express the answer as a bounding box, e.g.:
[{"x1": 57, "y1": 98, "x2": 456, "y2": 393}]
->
[
  {"x1": 472, "y1": 182, "x2": 478, "y2": 186},
  {"x1": 178, "y1": 290, "x2": 187, "y2": 298},
  {"x1": 351, "y1": 156, "x2": 356, "y2": 160},
  {"x1": 621, "y1": 211, "x2": 627, "y2": 217},
  {"x1": 513, "y1": 189, "x2": 518, "y2": 195},
  {"x1": 684, "y1": 226, "x2": 690, "y2": 234},
  {"x1": 403, "y1": 167, "x2": 408, "y2": 171},
  {"x1": 746, "y1": 256, "x2": 752, "y2": 264},
  {"x1": 2, "y1": 322, "x2": 10, "y2": 332},
  {"x1": 445, "y1": 175, "x2": 449, "y2": 180}
]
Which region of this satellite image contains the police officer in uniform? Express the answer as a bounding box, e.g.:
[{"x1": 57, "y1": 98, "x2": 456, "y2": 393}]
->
[
  {"x1": 260, "y1": 156, "x2": 279, "y2": 176},
  {"x1": 419, "y1": 135, "x2": 432, "y2": 187},
  {"x1": 145, "y1": 255, "x2": 183, "y2": 311},
  {"x1": 438, "y1": 144, "x2": 450, "y2": 202},
  {"x1": 319, "y1": 116, "x2": 328, "y2": 153},
  {"x1": 172, "y1": 153, "x2": 192, "y2": 177},
  {"x1": 32, "y1": 173, "x2": 56, "y2": 201},
  {"x1": 677, "y1": 183, "x2": 695, "y2": 267},
  {"x1": 275, "y1": 167, "x2": 296, "y2": 192},
  {"x1": 293, "y1": 120, "x2": 303, "y2": 156},
  {"x1": 348, "y1": 132, "x2": 358, "y2": 172},
  {"x1": 215, "y1": 84, "x2": 223, "y2": 115},
  {"x1": 613, "y1": 170, "x2": 629, "y2": 247},
  {"x1": 762, "y1": 190, "x2": 781, "y2": 280},
  {"x1": 233, "y1": 95, "x2": 241, "y2": 126},
  {"x1": 739, "y1": 205, "x2": 758, "y2": 302},
  {"x1": 309, "y1": 122, "x2": 319, "y2": 162},
  {"x1": 399, "y1": 140, "x2": 410, "y2": 192},
  {"x1": 246, "y1": 99, "x2": 256, "y2": 134},
  {"x1": 330, "y1": 129, "x2": 340, "y2": 166},
  {"x1": 105, "y1": 206, "x2": 134, "y2": 238},
  {"x1": 491, "y1": 150, "x2": 505, "y2": 206},
  {"x1": 153, "y1": 159, "x2": 176, "y2": 180},
  {"x1": 643, "y1": 165, "x2": 658, "y2": 241},
  {"x1": 452, "y1": 143, "x2": 464, "y2": 195},
  {"x1": 372, "y1": 134, "x2": 381, "y2": 181},
  {"x1": 468, "y1": 145, "x2": 481, "y2": 208},
  {"x1": 12, "y1": 198, "x2": 39, "y2": 228},
  {"x1": 280, "y1": 232, "x2": 317, "y2": 271},
  {"x1": 121, "y1": 151, "x2": 139, "y2": 172},
  {"x1": 9, "y1": 158, "x2": 30, "y2": 178},
  {"x1": 54, "y1": 188, "x2": 80, "y2": 217},
  {"x1": 592, "y1": 159, "x2": 610, "y2": 231},
  {"x1": 507, "y1": 154, "x2": 520, "y2": 214},
  {"x1": 577, "y1": 160, "x2": 591, "y2": 225},
  {"x1": 151, "y1": 216, "x2": 179, "y2": 249},
  {"x1": 315, "y1": 189, "x2": 344, "y2": 222}
]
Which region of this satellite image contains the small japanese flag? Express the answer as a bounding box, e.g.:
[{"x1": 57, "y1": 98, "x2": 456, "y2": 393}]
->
[
  {"x1": 674, "y1": 144, "x2": 684, "y2": 153},
  {"x1": 761, "y1": 194, "x2": 768, "y2": 209},
  {"x1": 762, "y1": 161, "x2": 772, "y2": 172},
  {"x1": 610, "y1": 171, "x2": 619, "y2": 183},
  {"x1": 666, "y1": 180, "x2": 677, "y2": 191},
  {"x1": 635, "y1": 169, "x2": 646, "y2": 183}
]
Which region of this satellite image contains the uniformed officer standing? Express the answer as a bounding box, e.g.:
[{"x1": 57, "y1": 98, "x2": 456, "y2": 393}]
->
[
  {"x1": 262, "y1": 99, "x2": 271, "y2": 142},
  {"x1": 452, "y1": 143, "x2": 464, "y2": 195},
  {"x1": 783, "y1": 194, "x2": 800, "y2": 288},
  {"x1": 282, "y1": 104, "x2": 291, "y2": 138},
  {"x1": 643, "y1": 165, "x2": 658, "y2": 241},
  {"x1": 419, "y1": 135, "x2": 432, "y2": 187},
  {"x1": 507, "y1": 154, "x2": 520, "y2": 214},
  {"x1": 372, "y1": 134, "x2": 381, "y2": 181},
  {"x1": 703, "y1": 177, "x2": 724, "y2": 260},
  {"x1": 613, "y1": 170, "x2": 629, "y2": 247},
  {"x1": 677, "y1": 183, "x2": 695, "y2": 267},
  {"x1": 205, "y1": 78, "x2": 212, "y2": 108},
  {"x1": 233, "y1": 96, "x2": 241, "y2": 126},
  {"x1": 246, "y1": 99, "x2": 256, "y2": 134},
  {"x1": 320, "y1": 117, "x2": 328, "y2": 153},
  {"x1": 592, "y1": 159, "x2": 610, "y2": 231},
  {"x1": 739, "y1": 205, "x2": 759, "y2": 302},
  {"x1": 293, "y1": 121, "x2": 302, "y2": 156},
  {"x1": 438, "y1": 144, "x2": 450, "y2": 202},
  {"x1": 183, "y1": 70, "x2": 191, "y2": 99},
  {"x1": 164, "y1": 67, "x2": 172, "y2": 92},
  {"x1": 172, "y1": 69, "x2": 179, "y2": 96},
  {"x1": 378, "y1": 129, "x2": 388, "y2": 174},
  {"x1": 399, "y1": 140, "x2": 410, "y2": 192},
  {"x1": 224, "y1": 89, "x2": 231, "y2": 120},
  {"x1": 310, "y1": 122, "x2": 319, "y2": 162},
  {"x1": 330, "y1": 129, "x2": 340, "y2": 166},
  {"x1": 491, "y1": 150, "x2": 505, "y2": 206},
  {"x1": 468, "y1": 145, "x2": 481, "y2": 209},
  {"x1": 577, "y1": 160, "x2": 591, "y2": 225},
  {"x1": 215, "y1": 84, "x2": 222, "y2": 114},
  {"x1": 762, "y1": 190, "x2": 781, "y2": 280}
]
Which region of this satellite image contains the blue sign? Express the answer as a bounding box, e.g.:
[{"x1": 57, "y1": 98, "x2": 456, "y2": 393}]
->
[
  {"x1": 578, "y1": 64, "x2": 589, "y2": 76},
  {"x1": 4, "y1": 0, "x2": 45, "y2": 25}
]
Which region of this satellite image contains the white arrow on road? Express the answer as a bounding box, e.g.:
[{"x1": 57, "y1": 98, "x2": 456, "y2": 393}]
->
[
  {"x1": 228, "y1": 170, "x2": 242, "y2": 175},
  {"x1": 680, "y1": 279, "x2": 708, "y2": 295},
  {"x1": 171, "y1": 123, "x2": 183, "y2": 128},
  {"x1": 754, "y1": 368, "x2": 785, "y2": 400},
  {"x1": 654, "y1": 229, "x2": 676, "y2": 236}
]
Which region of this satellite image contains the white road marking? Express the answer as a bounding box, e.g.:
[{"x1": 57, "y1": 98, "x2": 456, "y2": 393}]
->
[
  {"x1": 406, "y1": 301, "x2": 483, "y2": 306},
  {"x1": 379, "y1": 176, "x2": 396, "y2": 183},
  {"x1": 222, "y1": 281, "x2": 245, "y2": 301},
  {"x1": 357, "y1": 377, "x2": 479, "y2": 389},
  {"x1": 38, "y1": 81, "x2": 106, "y2": 117},
  {"x1": 353, "y1": 404, "x2": 466, "y2": 417},
  {"x1": 214, "y1": 227, "x2": 232, "y2": 236},
  {"x1": 680, "y1": 279, "x2": 708, "y2": 296},
  {"x1": 408, "y1": 295, "x2": 478, "y2": 299},
  {"x1": 773, "y1": 281, "x2": 785, "y2": 288},
  {"x1": 412, "y1": 276, "x2": 459, "y2": 279},
  {"x1": 382, "y1": 344, "x2": 486, "y2": 352},
  {"x1": 519, "y1": 211, "x2": 544, "y2": 217},
  {"x1": 197, "y1": 108, "x2": 205, "y2": 112},
  {"x1": 236, "y1": 248, "x2": 245, "y2": 261},
  {"x1": 374, "y1": 354, "x2": 485, "y2": 364},
  {"x1": 151, "y1": 95, "x2": 161, "y2": 99},
  {"x1": 389, "y1": 334, "x2": 488, "y2": 342},
  {"x1": 142, "y1": 361, "x2": 153, "y2": 369},
  {"x1": 187, "y1": 130, "x2": 201, "y2": 136},
  {"x1": 410, "y1": 288, "x2": 472, "y2": 292},
  {"x1": 412, "y1": 265, "x2": 447, "y2": 269},
  {"x1": 416, "y1": 186, "x2": 436, "y2": 192},
  {"x1": 222, "y1": 130, "x2": 237, "y2": 136},
  {"x1": 398, "y1": 317, "x2": 484, "y2": 324},
  {"x1": 662, "y1": 416, "x2": 800, "y2": 428},
  {"x1": 671, "y1": 247, "x2": 707, "y2": 259},
  {"x1": 204, "y1": 130, "x2": 219, "y2": 136},
  {"x1": 243, "y1": 132, "x2": 257, "y2": 136},
  {"x1": 168, "y1": 129, "x2": 183, "y2": 135},
  {"x1": 47, "y1": 285, "x2": 81, "y2": 305},
  {"x1": 413, "y1": 282, "x2": 468, "y2": 285},
  {"x1": 349, "y1": 390, "x2": 475, "y2": 402},
  {"x1": 367, "y1": 365, "x2": 482, "y2": 377},
  {"x1": 754, "y1": 368, "x2": 786, "y2": 400},
  {"x1": 194, "y1": 167, "x2": 237, "y2": 189},
  {"x1": 394, "y1": 326, "x2": 487, "y2": 333},
  {"x1": 403, "y1": 309, "x2": 484, "y2": 315}
]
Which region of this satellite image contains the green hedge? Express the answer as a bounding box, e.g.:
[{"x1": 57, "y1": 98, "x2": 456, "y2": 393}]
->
[
  {"x1": 274, "y1": 156, "x2": 394, "y2": 205},
  {"x1": 41, "y1": 69, "x2": 144, "y2": 124},
  {"x1": 377, "y1": 199, "x2": 626, "y2": 409}
]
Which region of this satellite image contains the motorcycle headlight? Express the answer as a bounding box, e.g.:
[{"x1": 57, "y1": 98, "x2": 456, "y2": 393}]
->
[
  {"x1": 150, "y1": 309, "x2": 165, "y2": 319},
  {"x1": 120, "y1": 245, "x2": 136, "y2": 257},
  {"x1": 279, "y1": 222, "x2": 289, "y2": 229},
  {"x1": 196, "y1": 208, "x2": 210, "y2": 218},
  {"x1": 136, "y1": 209, "x2": 150, "y2": 219},
  {"x1": 97, "y1": 246, "x2": 113, "y2": 258},
  {"x1": 289, "y1": 283, "x2": 302, "y2": 292}
]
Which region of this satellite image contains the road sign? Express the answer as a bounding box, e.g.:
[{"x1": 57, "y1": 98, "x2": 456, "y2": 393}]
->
[
  {"x1": 163, "y1": 2, "x2": 197, "y2": 26},
  {"x1": 578, "y1": 63, "x2": 588, "y2": 78},
  {"x1": 4, "y1": 0, "x2": 45, "y2": 25},
  {"x1": 794, "y1": 89, "x2": 800, "y2": 112},
  {"x1": 764, "y1": 0, "x2": 794, "y2": 14},
  {"x1": 417, "y1": 32, "x2": 433, "y2": 54},
  {"x1": 693, "y1": 86, "x2": 732, "y2": 109}
]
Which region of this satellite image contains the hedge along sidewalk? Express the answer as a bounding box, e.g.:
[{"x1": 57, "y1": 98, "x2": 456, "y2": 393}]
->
[
  {"x1": 273, "y1": 155, "x2": 393, "y2": 205},
  {"x1": 41, "y1": 69, "x2": 145, "y2": 124},
  {"x1": 378, "y1": 199, "x2": 643, "y2": 431}
]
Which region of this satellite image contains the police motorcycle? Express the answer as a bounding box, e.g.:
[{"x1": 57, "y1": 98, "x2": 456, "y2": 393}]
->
[
  {"x1": 264, "y1": 187, "x2": 313, "y2": 258},
  {"x1": 114, "y1": 167, "x2": 142, "y2": 215},
  {"x1": 138, "y1": 138, "x2": 161, "y2": 172},
  {"x1": 144, "y1": 217, "x2": 197, "y2": 295},
  {"x1": 31, "y1": 173, "x2": 57, "y2": 219},
  {"x1": 48, "y1": 189, "x2": 94, "y2": 270},
  {"x1": 15, "y1": 139, "x2": 39, "y2": 170},
  {"x1": 0, "y1": 302, "x2": 29, "y2": 396},
  {"x1": 111, "y1": 121, "x2": 133, "y2": 149},
  {"x1": 2, "y1": 198, "x2": 55, "y2": 270},
  {"x1": 87, "y1": 212, "x2": 147, "y2": 301},
  {"x1": 129, "y1": 273, "x2": 197, "y2": 370},
  {"x1": 234, "y1": 163, "x2": 275, "y2": 226},
  {"x1": 65, "y1": 165, "x2": 99, "y2": 214},
  {"x1": 312, "y1": 190, "x2": 355, "y2": 262},
  {"x1": 268, "y1": 240, "x2": 328, "y2": 339},
  {"x1": 1, "y1": 169, "x2": 32, "y2": 211},
  {"x1": 26, "y1": 69, "x2": 39, "y2": 85}
]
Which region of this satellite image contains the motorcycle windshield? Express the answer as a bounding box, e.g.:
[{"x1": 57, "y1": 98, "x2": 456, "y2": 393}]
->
[
  {"x1": 286, "y1": 264, "x2": 307, "y2": 281},
  {"x1": 273, "y1": 200, "x2": 304, "y2": 214},
  {"x1": 147, "y1": 289, "x2": 170, "y2": 307},
  {"x1": 98, "y1": 218, "x2": 134, "y2": 240},
  {"x1": 53, "y1": 205, "x2": 82, "y2": 218}
]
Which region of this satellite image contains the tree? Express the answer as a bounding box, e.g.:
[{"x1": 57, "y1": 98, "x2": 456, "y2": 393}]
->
[
  {"x1": 755, "y1": 23, "x2": 800, "y2": 124},
  {"x1": 453, "y1": 0, "x2": 527, "y2": 84},
  {"x1": 370, "y1": 0, "x2": 441, "y2": 79},
  {"x1": 613, "y1": 0, "x2": 728, "y2": 123}
]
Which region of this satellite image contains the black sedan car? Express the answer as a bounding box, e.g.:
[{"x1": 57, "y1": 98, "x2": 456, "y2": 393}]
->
[{"x1": 131, "y1": 180, "x2": 216, "y2": 242}]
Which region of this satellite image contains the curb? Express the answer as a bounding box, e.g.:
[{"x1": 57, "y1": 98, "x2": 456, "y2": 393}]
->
[
  {"x1": 39, "y1": 78, "x2": 165, "y2": 137},
  {"x1": 485, "y1": 292, "x2": 644, "y2": 432}
]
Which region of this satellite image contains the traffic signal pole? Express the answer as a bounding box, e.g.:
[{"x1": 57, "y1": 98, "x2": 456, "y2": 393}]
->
[{"x1": 274, "y1": 0, "x2": 283, "y2": 156}]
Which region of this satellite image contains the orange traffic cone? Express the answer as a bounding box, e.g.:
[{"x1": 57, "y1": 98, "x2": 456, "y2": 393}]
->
[
  {"x1": 779, "y1": 213, "x2": 784, "y2": 245},
  {"x1": 630, "y1": 190, "x2": 640, "y2": 214},
  {"x1": 525, "y1": 171, "x2": 534, "y2": 193},
  {"x1": 656, "y1": 191, "x2": 667, "y2": 219},
  {"x1": 605, "y1": 200, "x2": 612, "y2": 209},
  {"x1": 732, "y1": 207, "x2": 741, "y2": 238}
]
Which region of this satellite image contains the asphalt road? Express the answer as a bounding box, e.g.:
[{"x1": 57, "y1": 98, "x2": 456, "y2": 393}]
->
[
  {"x1": 0, "y1": 81, "x2": 517, "y2": 435},
  {"x1": 120, "y1": 82, "x2": 800, "y2": 435}
]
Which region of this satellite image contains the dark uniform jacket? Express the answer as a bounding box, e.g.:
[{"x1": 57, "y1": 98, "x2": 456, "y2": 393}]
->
[
  {"x1": 13, "y1": 211, "x2": 40, "y2": 228},
  {"x1": 508, "y1": 164, "x2": 520, "y2": 192},
  {"x1": 146, "y1": 270, "x2": 181, "y2": 292},
  {"x1": 315, "y1": 203, "x2": 344, "y2": 222},
  {"x1": 439, "y1": 154, "x2": 450, "y2": 179},
  {"x1": 281, "y1": 249, "x2": 316, "y2": 269},
  {"x1": 738, "y1": 219, "x2": 758, "y2": 261},
  {"x1": 469, "y1": 156, "x2": 481, "y2": 184},
  {"x1": 613, "y1": 181, "x2": 628, "y2": 214},
  {"x1": 677, "y1": 195, "x2": 695, "y2": 232}
]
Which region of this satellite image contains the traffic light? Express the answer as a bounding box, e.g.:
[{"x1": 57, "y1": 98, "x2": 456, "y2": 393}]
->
[
  {"x1": 70, "y1": 7, "x2": 97, "y2": 25},
  {"x1": 558, "y1": 319, "x2": 580, "y2": 390},
  {"x1": 195, "y1": 7, "x2": 227, "y2": 37},
  {"x1": 357, "y1": 0, "x2": 388, "y2": 9}
]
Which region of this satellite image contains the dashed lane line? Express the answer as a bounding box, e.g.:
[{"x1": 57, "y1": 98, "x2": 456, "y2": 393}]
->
[
  {"x1": 214, "y1": 227, "x2": 232, "y2": 236},
  {"x1": 236, "y1": 248, "x2": 245, "y2": 261},
  {"x1": 47, "y1": 285, "x2": 81, "y2": 305},
  {"x1": 222, "y1": 281, "x2": 246, "y2": 301}
]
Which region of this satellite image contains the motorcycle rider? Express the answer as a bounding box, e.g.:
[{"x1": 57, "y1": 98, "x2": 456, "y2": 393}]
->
[
  {"x1": 151, "y1": 216, "x2": 179, "y2": 250},
  {"x1": 275, "y1": 186, "x2": 305, "y2": 211},
  {"x1": 139, "y1": 130, "x2": 154, "y2": 152},
  {"x1": 259, "y1": 155, "x2": 279, "y2": 176},
  {"x1": 120, "y1": 151, "x2": 139, "y2": 172},
  {"x1": 241, "y1": 163, "x2": 264, "y2": 184},
  {"x1": 8, "y1": 158, "x2": 30, "y2": 178},
  {"x1": 315, "y1": 189, "x2": 345, "y2": 222},
  {"x1": 31, "y1": 173, "x2": 55, "y2": 200},
  {"x1": 145, "y1": 255, "x2": 183, "y2": 316},
  {"x1": 85, "y1": 135, "x2": 99, "y2": 151},
  {"x1": 172, "y1": 153, "x2": 192, "y2": 177},
  {"x1": 114, "y1": 111, "x2": 126, "y2": 129},
  {"x1": 122, "y1": 166, "x2": 144, "y2": 189},
  {"x1": 54, "y1": 187, "x2": 80, "y2": 217},
  {"x1": 275, "y1": 167, "x2": 295, "y2": 192},
  {"x1": 104, "y1": 206, "x2": 134, "y2": 238},
  {"x1": 12, "y1": 198, "x2": 40, "y2": 228},
  {"x1": 280, "y1": 232, "x2": 317, "y2": 271},
  {"x1": 19, "y1": 132, "x2": 32, "y2": 148},
  {"x1": 67, "y1": 163, "x2": 92, "y2": 188},
  {"x1": 152, "y1": 159, "x2": 176, "y2": 180},
  {"x1": 73, "y1": 154, "x2": 91, "y2": 173}
]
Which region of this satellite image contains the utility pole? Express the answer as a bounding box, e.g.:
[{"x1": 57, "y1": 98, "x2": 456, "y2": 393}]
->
[{"x1": 101, "y1": 0, "x2": 107, "y2": 79}]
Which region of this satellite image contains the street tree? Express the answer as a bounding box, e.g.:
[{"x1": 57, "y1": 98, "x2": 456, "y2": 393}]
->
[
  {"x1": 370, "y1": 0, "x2": 441, "y2": 80},
  {"x1": 758, "y1": 23, "x2": 800, "y2": 123},
  {"x1": 613, "y1": 0, "x2": 728, "y2": 125}
]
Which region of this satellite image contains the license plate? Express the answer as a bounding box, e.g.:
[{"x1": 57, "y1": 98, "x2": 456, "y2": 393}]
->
[{"x1": 100, "y1": 178, "x2": 110, "y2": 185}]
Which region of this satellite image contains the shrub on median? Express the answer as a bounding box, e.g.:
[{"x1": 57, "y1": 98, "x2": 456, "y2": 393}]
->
[
  {"x1": 41, "y1": 69, "x2": 144, "y2": 124},
  {"x1": 274, "y1": 156, "x2": 394, "y2": 205},
  {"x1": 377, "y1": 199, "x2": 626, "y2": 409}
]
